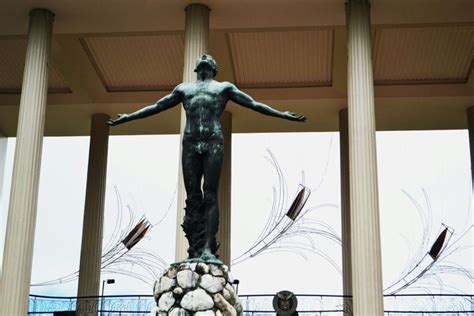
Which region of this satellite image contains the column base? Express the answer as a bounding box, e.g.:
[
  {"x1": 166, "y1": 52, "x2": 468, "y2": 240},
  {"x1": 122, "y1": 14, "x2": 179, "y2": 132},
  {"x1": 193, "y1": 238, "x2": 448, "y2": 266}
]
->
[{"x1": 152, "y1": 263, "x2": 242, "y2": 315}]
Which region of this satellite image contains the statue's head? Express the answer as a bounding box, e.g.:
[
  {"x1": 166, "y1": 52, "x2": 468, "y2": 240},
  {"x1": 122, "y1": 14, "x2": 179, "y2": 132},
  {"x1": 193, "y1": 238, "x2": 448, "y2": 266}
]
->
[{"x1": 194, "y1": 54, "x2": 218, "y2": 78}]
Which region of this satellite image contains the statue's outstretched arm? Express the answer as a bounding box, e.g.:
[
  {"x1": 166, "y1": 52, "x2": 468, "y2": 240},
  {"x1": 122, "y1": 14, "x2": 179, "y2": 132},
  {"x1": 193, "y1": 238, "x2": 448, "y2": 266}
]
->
[
  {"x1": 227, "y1": 83, "x2": 305, "y2": 122},
  {"x1": 107, "y1": 85, "x2": 183, "y2": 126}
]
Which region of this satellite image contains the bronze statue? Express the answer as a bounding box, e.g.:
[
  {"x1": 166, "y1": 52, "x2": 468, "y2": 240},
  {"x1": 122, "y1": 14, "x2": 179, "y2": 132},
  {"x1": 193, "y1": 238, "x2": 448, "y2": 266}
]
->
[{"x1": 107, "y1": 54, "x2": 305, "y2": 263}]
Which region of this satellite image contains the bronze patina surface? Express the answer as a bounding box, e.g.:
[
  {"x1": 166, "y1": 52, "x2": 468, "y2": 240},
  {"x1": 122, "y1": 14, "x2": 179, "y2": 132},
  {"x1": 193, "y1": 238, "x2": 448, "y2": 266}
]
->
[{"x1": 108, "y1": 54, "x2": 305, "y2": 263}]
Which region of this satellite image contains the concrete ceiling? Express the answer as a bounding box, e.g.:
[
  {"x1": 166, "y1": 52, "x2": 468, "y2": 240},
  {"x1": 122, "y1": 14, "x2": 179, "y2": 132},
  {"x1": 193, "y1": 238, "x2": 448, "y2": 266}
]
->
[
  {"x1": 0, "y1": 0, "x2": 472, "y2": 136},
  {"x1": 1, "y1": 0, "x2": 473, "y2": 35}
]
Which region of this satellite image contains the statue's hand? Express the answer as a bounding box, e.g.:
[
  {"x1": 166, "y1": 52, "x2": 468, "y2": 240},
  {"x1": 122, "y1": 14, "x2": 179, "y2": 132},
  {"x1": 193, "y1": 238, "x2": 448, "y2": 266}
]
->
[
  {"x1": 106, "y1": 113, "x2": 129, "y2": 126},
  {"x1": 284, "y1": 111, "x2": 306, "y2": 122}
]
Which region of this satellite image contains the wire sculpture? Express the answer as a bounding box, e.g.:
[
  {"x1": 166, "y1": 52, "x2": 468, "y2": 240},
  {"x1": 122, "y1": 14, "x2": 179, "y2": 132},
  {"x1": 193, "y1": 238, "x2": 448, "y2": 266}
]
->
[
  {"x1": 31, "y1": 185, "x2": 176, "y2": 287},
  {"x1": 231, "y1": 144, "x2": 473, "y2": 296},
  {"x1": 31, "y1": 133, "x2": 472, "y2": 297},
  {"x1": 31, "y1": 136, "x2": 341, "y2": 289},
  {"x1": 231, "y1": 147, "x2": 341, "y2": 274},
  {"x1": 384, "y1": 189, "x2": 473, "y2": 295}
]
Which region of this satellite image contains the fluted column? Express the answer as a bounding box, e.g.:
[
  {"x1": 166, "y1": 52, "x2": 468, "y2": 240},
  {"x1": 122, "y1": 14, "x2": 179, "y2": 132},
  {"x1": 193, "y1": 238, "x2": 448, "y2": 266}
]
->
[
  {"x1": 216, "y1": 111, "x2": 232, "y2": 265},
  {"x1": 175, "y1": 3, "x2": 210, "y2": 261},
  {"x1": 0, "y1": 130, "x2": 7, "y2": 211},
  {"x1": 339, "y1": 108, "x2": 353, "y2": 314},
  {"x1": 77, "y1": 113, "x2": 110, "y2": 315},
  {"x1": 467, "y1": 107, "x2": 474, "y2": 191},
  {"x1": 346, "y1": 0, "x2": 384, "y2": 315},
  {"x1": 0, "y1": 9, "x2": 54, "y2": 316},
  {"x1": 0, "y1": 130, "x2": 7, "y2": 288}
]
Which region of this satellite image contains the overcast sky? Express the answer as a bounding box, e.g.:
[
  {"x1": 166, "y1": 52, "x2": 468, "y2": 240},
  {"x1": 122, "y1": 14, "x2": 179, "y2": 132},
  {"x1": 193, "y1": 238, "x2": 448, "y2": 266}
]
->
[{"x1": 0, "y1": 130, "x2": 472, "y2": 297}]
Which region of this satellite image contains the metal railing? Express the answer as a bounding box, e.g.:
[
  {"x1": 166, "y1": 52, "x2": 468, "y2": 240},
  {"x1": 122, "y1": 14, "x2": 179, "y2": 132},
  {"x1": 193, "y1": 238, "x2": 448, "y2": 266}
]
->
[
  {"x1": 28, "y1": 293, "x2": 474, "y2": 315},
  {"x1": 29, "y1": 295, "x2": 155, "y2": 315}
]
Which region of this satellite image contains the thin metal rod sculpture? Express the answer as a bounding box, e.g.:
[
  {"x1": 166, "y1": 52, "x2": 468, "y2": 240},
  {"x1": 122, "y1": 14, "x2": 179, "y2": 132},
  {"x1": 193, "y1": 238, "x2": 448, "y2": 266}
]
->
[
  {"x1": 383, "y1": 189, "x2": 473, "y2": 295},
  {"x1": 31, "y1": 186, "x2": 171, "y2": 287},
  {"x1": 231, "y1": 149, "x2": 340, "y2": 270}
]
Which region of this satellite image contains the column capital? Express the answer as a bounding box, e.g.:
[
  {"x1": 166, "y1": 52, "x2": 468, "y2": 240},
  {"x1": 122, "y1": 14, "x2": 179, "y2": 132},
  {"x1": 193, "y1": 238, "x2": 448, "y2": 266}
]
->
[
  {"x1": 339, "y1": 107, "x2": 348, "y2": 116},
  {"x1": 29, "y1": 8, "x2": 55, "y2": 20},
  {"x1": 91, "y1": 112, "x2": 111, "y2": 120},
  {"x1": 345, "y1": 0, "x2": 370, "y2": 6},
  {"x1": 345, "y1": 0, "x2": 371, "y2": 16},
  {"x1": 185, "y1": 3, "x2": 211, "y2": 12}
]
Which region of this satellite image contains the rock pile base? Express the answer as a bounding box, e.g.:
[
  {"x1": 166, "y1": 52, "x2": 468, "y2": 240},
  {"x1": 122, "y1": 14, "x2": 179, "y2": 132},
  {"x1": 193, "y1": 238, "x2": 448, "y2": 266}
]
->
[{"x1": 152, "y1": 262, "x2": 242, "y2": 316}]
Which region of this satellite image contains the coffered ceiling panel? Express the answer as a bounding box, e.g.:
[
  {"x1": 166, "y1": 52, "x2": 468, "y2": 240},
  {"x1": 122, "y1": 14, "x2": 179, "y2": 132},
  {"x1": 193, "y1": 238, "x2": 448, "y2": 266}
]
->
[
  {"x1": 229, "y1": 29, "x2": 333, "y2": 88},
  {"x1": 373, "y1": 26, "x2": 474, "y2": 84},
  {"x1": 0, "y1": 38, "x2": 70, "y2": 93},
  {"x1": 82, "y1": 35, "x2": 185, "y2": 91}
]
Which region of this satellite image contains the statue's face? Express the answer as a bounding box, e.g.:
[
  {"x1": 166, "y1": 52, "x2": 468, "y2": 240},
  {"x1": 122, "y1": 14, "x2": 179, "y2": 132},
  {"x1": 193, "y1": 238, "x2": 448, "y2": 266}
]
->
[{"x1": 194, "y1": 54, "x2": 218, "y2": 77}]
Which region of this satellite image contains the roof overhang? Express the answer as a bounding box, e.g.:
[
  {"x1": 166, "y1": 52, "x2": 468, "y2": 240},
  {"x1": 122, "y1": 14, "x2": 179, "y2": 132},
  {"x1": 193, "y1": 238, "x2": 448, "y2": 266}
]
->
[{"x1": 0, "y1": 0, "x2": 472, "y2": 136}]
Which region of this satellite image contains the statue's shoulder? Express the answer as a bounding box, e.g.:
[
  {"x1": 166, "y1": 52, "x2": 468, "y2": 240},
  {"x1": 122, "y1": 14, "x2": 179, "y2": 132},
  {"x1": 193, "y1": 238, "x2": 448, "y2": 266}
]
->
[
  {"x1": 212, "y1": 81, "x2": 235, "y2": 97},
  {"x1": 219, "y1": 80, "x2": 234, "y2": 87},
  {"x1": 218, "y1": 81, "x2": 236, "y2": 91},
  {"x1": 174, "y1": 82, "x2": 193, "y2": 94},
  {"x1": 176, "y1": 82, "x2": 189, "y2": 89}
]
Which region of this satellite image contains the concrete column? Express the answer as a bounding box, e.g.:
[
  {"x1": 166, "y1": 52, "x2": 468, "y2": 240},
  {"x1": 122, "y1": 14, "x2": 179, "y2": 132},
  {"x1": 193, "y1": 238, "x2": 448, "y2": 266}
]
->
[
  {"x1": 346, "y1": 0, "x2": 384, "y2": 315},
  {"x1": 467, "y1": 107, "x2": 474, "y2": 191},
  {"x1": 76, "y1": 113, "x2": 110, "y2": 314},
  {"x1": 0, "y1": 131, "x2": 7, "y2": 208},
  {"x1": 0, "y1": 130, "x2": 7, "y2": 282},
  {"x1": 175, "y1": 3, "x2": 210, "y2": 261},
  {"x1": 216, "y1": 111, "x2": 232, "y2": 265},
  {"x1": 339, "y1": 109, "x2": 352, "y2": 314},
  {"x1": 0, "y1": 9, "x2": 54, "y2": 315}
]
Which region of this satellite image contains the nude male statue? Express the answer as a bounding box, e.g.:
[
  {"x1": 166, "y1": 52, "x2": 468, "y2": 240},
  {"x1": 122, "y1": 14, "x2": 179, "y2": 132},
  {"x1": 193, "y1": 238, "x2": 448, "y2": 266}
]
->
[{"x1": 107, "y1": 54, "x2": 305, "y2": 263}]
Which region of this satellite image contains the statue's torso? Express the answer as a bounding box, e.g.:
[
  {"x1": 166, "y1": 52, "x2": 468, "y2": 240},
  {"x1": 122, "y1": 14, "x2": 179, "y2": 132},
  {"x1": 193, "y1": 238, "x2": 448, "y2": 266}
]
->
[{"x1": 179, "y1": 80, "x2": 230, "y2": 142}]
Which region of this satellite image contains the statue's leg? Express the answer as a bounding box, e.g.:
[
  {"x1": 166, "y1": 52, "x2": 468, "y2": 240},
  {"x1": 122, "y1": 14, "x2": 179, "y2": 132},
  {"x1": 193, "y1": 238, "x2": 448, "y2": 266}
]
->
[
  {"x1": 181, "y1": 139, "x2": 204, "y2": 259},
  {"x1": 201, "y1": 141, "x2": 224, "y2": 259}
]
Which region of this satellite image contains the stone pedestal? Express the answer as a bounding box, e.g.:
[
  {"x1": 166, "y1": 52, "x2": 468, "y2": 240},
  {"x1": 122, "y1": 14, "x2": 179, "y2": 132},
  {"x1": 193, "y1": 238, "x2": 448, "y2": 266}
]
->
[{"x1": 152, "y1": 263, "x2": 242, "y2": 316}]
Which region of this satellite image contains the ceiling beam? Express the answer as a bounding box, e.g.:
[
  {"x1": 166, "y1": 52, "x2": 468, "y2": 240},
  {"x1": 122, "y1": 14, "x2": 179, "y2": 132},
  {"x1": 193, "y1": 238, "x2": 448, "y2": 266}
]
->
[
  {"x1": 467, "y1": 62, "x2": 474, "y2": 92},
  {"x1": 52, "y1": 36, "x2": 108, "y2": 103},
  {"x1": 331, "y1": 27, "x2": 347, "y2": 100}
]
